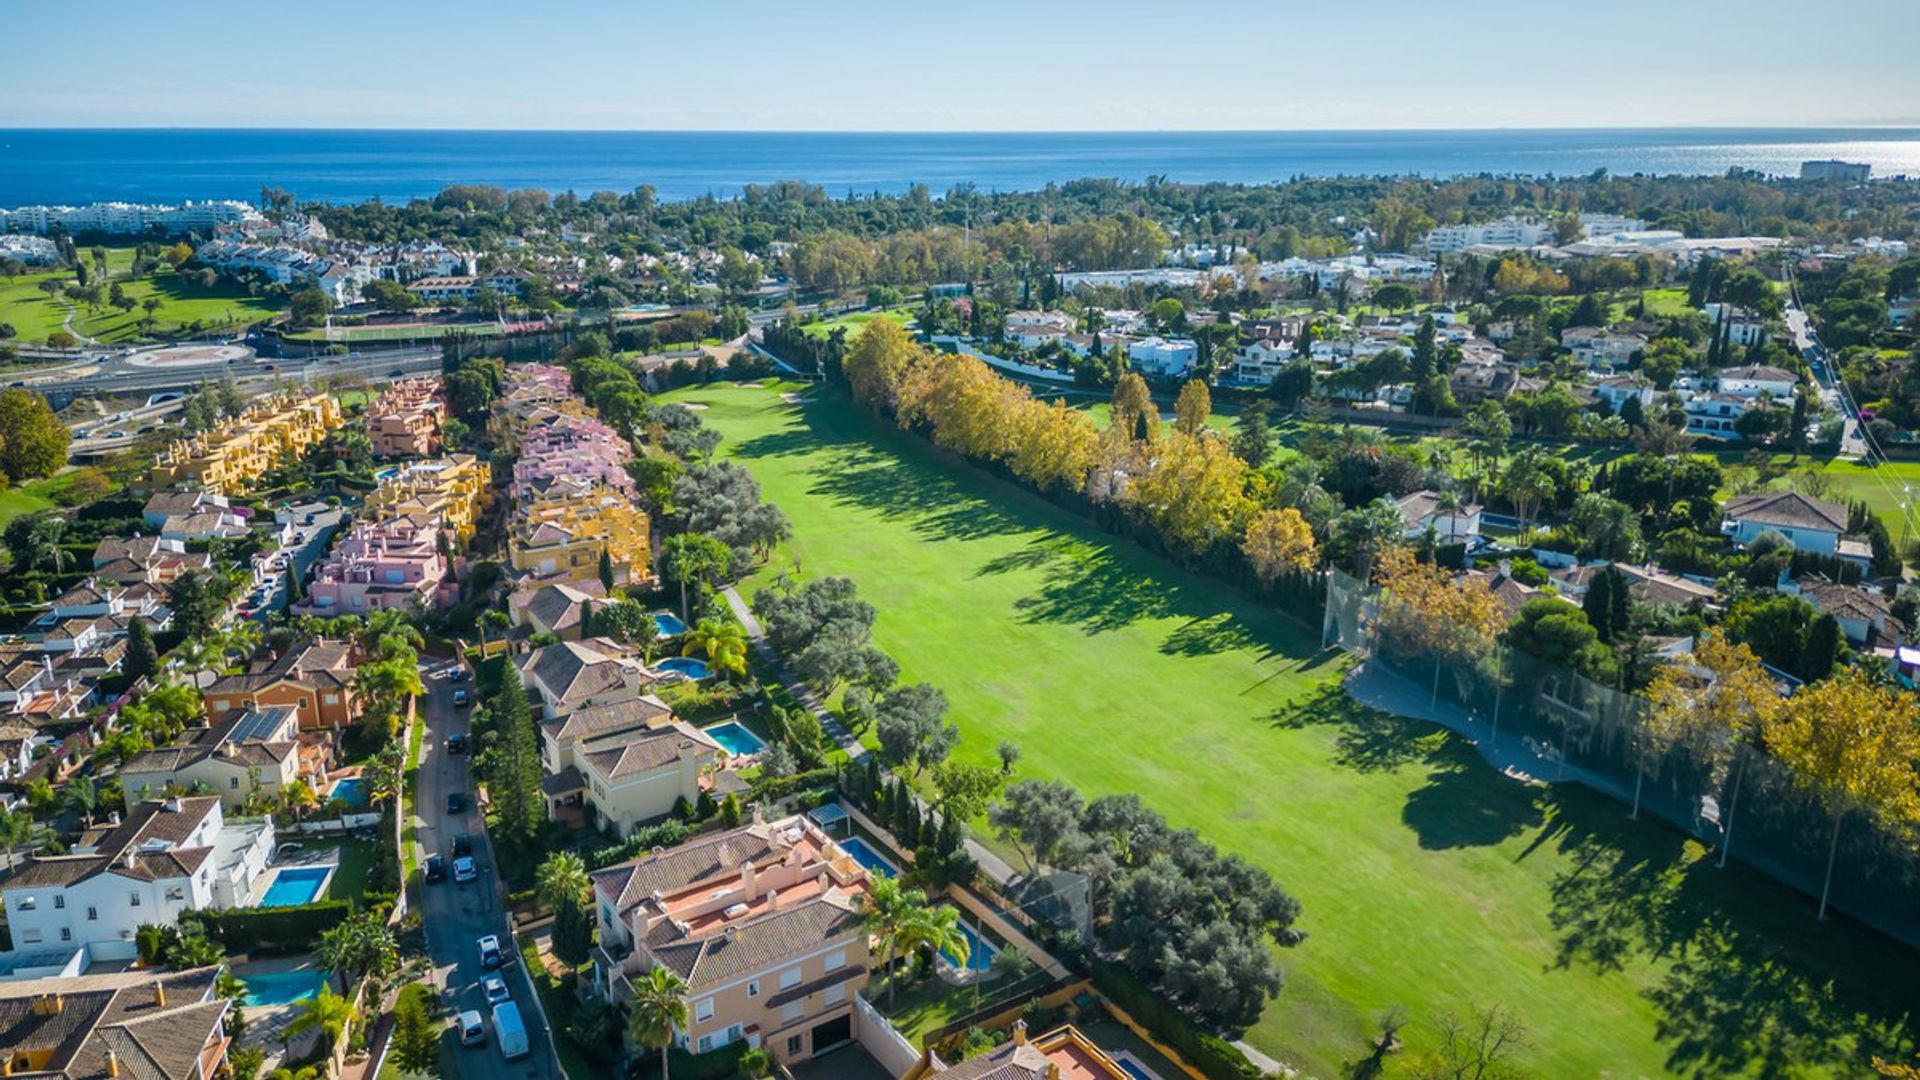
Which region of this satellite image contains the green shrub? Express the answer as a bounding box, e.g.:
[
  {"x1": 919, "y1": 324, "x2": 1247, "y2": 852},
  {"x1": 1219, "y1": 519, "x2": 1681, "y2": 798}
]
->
[
  {"x1": 198, "y1": 900, "x2": 353, "y2": 953},
  {"x1": 1092, "y1": 961, "x2": 1261, "y2": 1080}
]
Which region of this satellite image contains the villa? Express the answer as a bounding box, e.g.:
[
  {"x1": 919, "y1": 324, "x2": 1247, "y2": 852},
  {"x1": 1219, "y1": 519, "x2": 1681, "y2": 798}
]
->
[
  {"x1": 517, "y1": 638, "x2": 660, "y2": 719},
  {"x1": 927, "y1": 1021, "x2": 1134, "y2": 1080},
  {"x1": 117, "y1": 707, "x2": 303, "y2": 812},
  {"x1": 540, "y1": 696, "x2": 736, "y2": 836},
  {"x1": 0, "y1": 798, "x2": 273, "y2": 959},
  {"x1": 1722, "y1": 491, "x2": 1854, "y2": 558},
  {"x1": 508, "y1": 579, "x2": 611, "y2": 640},
  {"x1": 589, "y1": 810, "x2": 876, "y2": 1066},
  {"x1": 1395, "y1": 490, "x2": 1482, "y2": 542},
  {"x1": 203, "y1": 638, "x2": 359, "y2": 732},
  {"x1": 0, "y1": 965, "x2": 237, "y2": 1080}
]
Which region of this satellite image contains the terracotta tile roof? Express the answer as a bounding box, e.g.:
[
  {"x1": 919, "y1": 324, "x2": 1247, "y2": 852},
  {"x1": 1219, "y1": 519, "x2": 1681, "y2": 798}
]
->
[{"x1": 647, "y1": 889, "x2": 864, "y2": 990}]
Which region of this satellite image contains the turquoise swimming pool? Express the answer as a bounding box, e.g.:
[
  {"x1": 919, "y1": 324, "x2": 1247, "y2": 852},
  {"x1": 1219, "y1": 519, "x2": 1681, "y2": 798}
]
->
[
  {"x1": 242, "y1": 969, "x2": 329, "y2": 1007},
  {"x1": 658, "y1": 656, "x2": 710, "y2": 680},
  {"x1": 835, "y1": 836, "x2": 896, "y2": 879},
  {"x1": 259, "y1": 866, "x2": 332, "y2": 907},
  {"x1": 329, "y1": 777, "x2": 368, "y2": 807},
  {"x1": 652, "y1": 612, "x2": 688, "y2": 637},
  {"x1": 703, "y1": 720, "x2": 765, "y2": 756}
]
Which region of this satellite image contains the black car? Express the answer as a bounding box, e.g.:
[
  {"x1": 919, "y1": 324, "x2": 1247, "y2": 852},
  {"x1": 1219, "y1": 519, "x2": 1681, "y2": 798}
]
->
[
  {"x1": 424, "y1": 855, "x2": 446, "y2": 883},
  {"x1": 452, "y1": 833, "x2": 473, "y2": 858},
  {"x1": 449, "y1": 668, "x2": 471, "y2": 683},
  {"x1": 447, "y1": 792, "x2": 466, "y2": 814},
  {"x1": 445, "y1": 732, "x2": 468, "y2": 754}
]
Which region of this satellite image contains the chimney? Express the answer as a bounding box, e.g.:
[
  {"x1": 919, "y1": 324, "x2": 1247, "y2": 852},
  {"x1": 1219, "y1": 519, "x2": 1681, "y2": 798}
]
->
[
  {"x1": 1012, "y1": 1020, "x2": 1028, "y2": 1047},
  {"x1": 1046, "y1": 1066, "x2": 1061, "y2": 1080},
  {"x1": 739, "y1": 861, "x2": 757, "y2": 897},
  {"x1": 766, "y1": 888, "x2": 780, "y2": 913},
  {"x1": 153, "y1": 980, "x2": 166, "y2": 1007},
  {"x1": 104, "y1": 1051, "x2": 119, "y2": 1078}
]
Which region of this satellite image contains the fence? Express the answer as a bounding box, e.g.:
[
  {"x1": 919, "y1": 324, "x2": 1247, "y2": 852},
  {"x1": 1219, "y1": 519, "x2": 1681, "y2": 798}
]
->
[
  {"x1": 854, "y1": 991, "x2": 923, "y2": 1077},
  {"x1": 1324, "y1": 568, "x2": 1920, "y2": 949}
]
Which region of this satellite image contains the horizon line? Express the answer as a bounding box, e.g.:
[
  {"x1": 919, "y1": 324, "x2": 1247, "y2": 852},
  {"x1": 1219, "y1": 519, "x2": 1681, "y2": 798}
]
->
[{"x1": 4, "y1": 123, "x2": 1920, "y2": 136}]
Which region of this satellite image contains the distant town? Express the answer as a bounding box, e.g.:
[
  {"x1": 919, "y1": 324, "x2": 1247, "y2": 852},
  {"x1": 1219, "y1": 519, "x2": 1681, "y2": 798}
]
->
[{"x1": 0, "y1": 156, "x2": 1916, "y2": 1080}]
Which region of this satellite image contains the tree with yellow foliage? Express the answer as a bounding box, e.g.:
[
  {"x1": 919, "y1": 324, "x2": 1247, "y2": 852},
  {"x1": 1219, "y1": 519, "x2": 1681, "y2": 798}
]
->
[
  {"x1": 1764, "y1": 667, "x2": 1920, "y2": 920},
  {"x1": 1173, "y1": 380, "x2": 1212, "y2": 436},
  {"x1": 1125, "y1": 432, "x2": 1250, "y2": 559},
  {"x1": 1109, "y1": 372, "x2": 1159, "y2": 443},
  {"x1": 1371, "y1": 546, "x2": 1503, "y2": 679},
  {"x1": 1241, "y1": 508, "x2": 1318, "y2": 583},
  {"x1": 1639, "y1": 632, "x2": 1782, "y2": 834},
  {"x1": 1008, "y1": 398, "x2": 1099, "y2": 494},
  {"x1": 842, "y1": 318, "x2": 924, "y2": 415},
  {"x1": 898, "y1": 355, "x2": 1024, "y2": 460}
]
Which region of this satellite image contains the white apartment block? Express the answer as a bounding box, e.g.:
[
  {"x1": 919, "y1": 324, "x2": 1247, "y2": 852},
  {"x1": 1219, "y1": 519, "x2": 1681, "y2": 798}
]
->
[
  {"x1": 0, "y1": 200, "x2": 261, "y2": 237},
  {"x1": 1423, "y1": 217, "x2": 1554, "y2": 254}
]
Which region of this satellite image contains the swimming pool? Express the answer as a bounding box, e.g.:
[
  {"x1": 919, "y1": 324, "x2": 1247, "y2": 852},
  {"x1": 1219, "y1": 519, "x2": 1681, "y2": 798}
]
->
[
  {"x1": 658, "y1": 656, "x2": 711, "y2": 680},
  {"x1": 329, "y1": 777, "x2": 368, "y2": 807},
  {"x1": 1111, "y1": 1054, "x2": 1165, "y2": 1080},
  {"x1": 259, "y1": 866, "x2": 332, "y2": 907},
  {"x1": 941, "y1": 915, "x2": 998, "y2": 973},
  {"x1": 652, "y1": 612, "x2": 688, "y2": 637},
  {"x1": 835, "y1": 836, "x2": 896, "y2": 879},
  {"x1": 703, "y1": 721, "x2": 766, "y2": 756},
  {"x1": 241, "y1": 969, "x2": 330, "y2": 1007}
]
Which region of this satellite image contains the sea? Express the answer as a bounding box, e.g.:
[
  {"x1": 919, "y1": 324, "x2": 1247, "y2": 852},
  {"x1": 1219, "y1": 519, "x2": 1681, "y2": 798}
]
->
[{"x1": 2, "y1": 128, "x2": 1919, "y2": 208}]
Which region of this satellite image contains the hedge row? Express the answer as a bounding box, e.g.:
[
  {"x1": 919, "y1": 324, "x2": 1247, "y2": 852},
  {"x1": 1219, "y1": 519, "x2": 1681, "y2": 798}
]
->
[
  {"x1": 747, "y1": 766, "x2": 838, "y2": 804},
  {"x1": 198, "y1": 899, "x2": 352, "y2": 953},
  {"x1": 1092, "y1": 961, "x2": 1261, "y2": 1080}
]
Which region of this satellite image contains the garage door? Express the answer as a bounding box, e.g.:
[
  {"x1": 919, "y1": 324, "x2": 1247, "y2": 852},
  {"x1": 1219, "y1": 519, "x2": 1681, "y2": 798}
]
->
[{"x1": 809, "y1": 1013, "x2": 852, "y2": 1055}]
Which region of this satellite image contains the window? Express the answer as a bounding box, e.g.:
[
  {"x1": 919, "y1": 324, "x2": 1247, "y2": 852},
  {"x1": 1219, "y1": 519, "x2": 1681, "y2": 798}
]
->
[
  {"x1": 21, "y1": 930, "x2": 40, "y2": 944},
  {"x1": 15, "y1": 896, "x2": 33, "y2": 911},
  {"x1": 230, "y1": 777, "x2": 240, "y2": 789},
  {"x1": 696, "y1": 1035, "x2": 713, "y2": 1054},
  {"x1": 725, "y1": 1024, "x2": 743, "y2": 1045},
  {"x1": 746, "y1": 980, "x2": 759, "y2": 998},
  {"x1": 324, "y1": 694, "x2": 339, "y2": 705},
  {"x1": 165, "y1": 886, "x2": 185, "y2": 902},
  {"x1": 87, "y1": 907, "x2": 97, "y2": 921},
  {"x1": 824, "y1": 949, "x2": 845, "y2": 972},
  {"x1": 129, "y1": 893, "x2": 141, "y2": 907},
  {"x1": 58, "y1": 928, "x2": 70, "y2": 942},
  {"x1": 824, "y1": 984, "x2": 845, "y2": 1006},
  {"x1": 778, "y1": 967, "x2": 801, "y2": 990},
  {"x1": 52, "y1": 896, "x2": 62, "y2": 910},
  {"x1": 785, "y1": 1036, "x2": 802, "y2": 1056},
  {"x1": 780, "y1": 1001, "x2": 804, "y2": 1023},
  {"x1": 695, "y1": 998, "x2": 714, "y2": 1022}
]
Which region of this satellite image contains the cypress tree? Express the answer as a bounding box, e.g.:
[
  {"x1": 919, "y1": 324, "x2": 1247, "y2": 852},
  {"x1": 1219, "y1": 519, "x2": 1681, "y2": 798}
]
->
[
  {"x1": 125, "y1": 618, "x2": 159, "y2": 684},
  {"x1": 492, "y1": 663, "x2": 544, "y2": 849},
  {"x1": 865, "y1": 755, "x2": 883, "y2": 810},
  {"x1": 598, "y1": 547, "x2": 616, "y2": 592}
]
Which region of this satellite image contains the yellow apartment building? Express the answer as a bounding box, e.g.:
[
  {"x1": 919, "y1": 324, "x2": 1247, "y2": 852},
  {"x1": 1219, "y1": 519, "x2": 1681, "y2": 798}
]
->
[
  {"x1": 509, "y1": 481, "x2": 650, "y2": 585},
  {"x1": 361, "y1": 453, "x2": 492, "y2": 546},
  {"x1": 137, "y1": 392, "x2": 345, "y2": 495}
]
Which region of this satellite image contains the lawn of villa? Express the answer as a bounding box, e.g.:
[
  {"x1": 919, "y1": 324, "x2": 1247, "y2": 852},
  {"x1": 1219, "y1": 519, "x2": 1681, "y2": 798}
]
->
[{"x1": 659, "y1": 378, "x2": 1920, "y2": 1078}]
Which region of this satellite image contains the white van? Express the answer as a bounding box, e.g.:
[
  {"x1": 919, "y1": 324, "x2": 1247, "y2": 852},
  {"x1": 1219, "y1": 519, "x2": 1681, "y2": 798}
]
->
[
  {"x1": 457, "y1": 1009, "x2": 486, "y2": 1047},
  {"x1": 492, "y1": 1001, "x2": 529, "y2": 1060}
]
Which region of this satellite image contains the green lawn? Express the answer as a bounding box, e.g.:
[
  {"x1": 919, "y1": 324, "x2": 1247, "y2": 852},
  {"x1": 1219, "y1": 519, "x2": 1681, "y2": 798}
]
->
[
  {"x1": 310, "y1": 836, "x2": 378, "y2": 903},
  {"x1": 0, "y1": 486, "x2": 57, "y2": 528},
  {"x1": 0, "y1": 251, "x2": 279, "y2": 345},
  {"x1": 801, "y1": 307, "x2": 913, "y2": 339},
  {"x1": 661, "y1": 379, "x2": 1920, "y2": 1078}
]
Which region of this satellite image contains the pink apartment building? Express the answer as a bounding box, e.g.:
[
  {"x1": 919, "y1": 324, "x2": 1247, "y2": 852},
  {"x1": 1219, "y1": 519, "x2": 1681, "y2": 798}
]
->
[
  {"x1": 512, "y1": 416, "x2": 637, "y2": 499},
  {"x1": 295, "y1": 513, "x2": 456, "y2": 614},
  {"x1": 368, "y1": 377, "x2": 446, "y2": 457}
]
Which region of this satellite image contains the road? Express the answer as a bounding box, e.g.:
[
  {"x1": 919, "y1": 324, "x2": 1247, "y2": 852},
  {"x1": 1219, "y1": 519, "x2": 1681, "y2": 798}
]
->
[
  {"x1": 1786, "y1": 276, "x2": 1869, "y2": 460},
  {"x1": 28, "y1": 347, "x2": 441, "y2": 400},
  {"x1": 410, "y1": 657, "x2": 558, "y2": 1080}
]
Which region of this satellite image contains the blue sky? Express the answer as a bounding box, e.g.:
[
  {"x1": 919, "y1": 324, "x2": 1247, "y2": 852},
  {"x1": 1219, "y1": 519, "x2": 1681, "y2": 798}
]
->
[{"x1": 3, "y1": 0, "x2": 1915, "y2": 130}]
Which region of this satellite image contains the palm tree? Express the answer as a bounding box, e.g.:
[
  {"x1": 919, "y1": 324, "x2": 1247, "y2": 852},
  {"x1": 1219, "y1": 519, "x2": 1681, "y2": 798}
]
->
[
  {"x1": 315, "y1": 913, "x2": 398, "y2": 995},
  {"x1": 283, "y1": 779, "x2": 320, "y2": 822},
  {"x1": 897, "y1": 904, "x2": 969, "y2": 980},
  {"x1": 62, "y1": 775, "x2": 99, "y2": 826},
  {"x1": 222, "y1": 620, "x2": 264, "y2": 665},
  {"x1": 626, "y1": 965, "x2": 690, "y2": 1080},
  {"x1": 284, "y1": 984, "x2": 353, "y2": 1056},
  {"x1": 535, "y1": 851, "x2": 591, "y2": 911},
  {"x1": 856, "y1": 877, "x2": 921, "y2": 1008},
  {"x1": 478, "y1": 609, "x2": 510, "y2": 650},
  {"x1": 739, "y1": 1047, "x2": 776, "y2": 1079},
  {"x1": 682, "y1": 619, "x2": 748, "y2": 680}
]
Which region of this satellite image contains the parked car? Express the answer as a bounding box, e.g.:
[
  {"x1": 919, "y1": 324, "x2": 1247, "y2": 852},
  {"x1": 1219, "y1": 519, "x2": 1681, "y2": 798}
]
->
[
  {"x1": 482, "y1": 974, "x2": 510, "y2": 1006},
  {"x1": 447, "y1": 792, "x2": 466, "y2": 814},
  {"x1": 453, "y1": 688, "x2": 470, "y2": 707},
  {"x1": 492, "y1": 1001, "x2": 528, "y2": 1060},
  {"x1": 445, "y1": 732, "x2": 468, "y2": 754},
  {"x1": 452, "y1": 833, "x2": 473, "y2": 857},
  {"x1": 453, "y1": 856, "x2": 477, "y2": 883},
  {"x1": 457, "y1": 1010, "x2": 486, "y2": 1047},
  {"x1": 477, "y1": 935, "x2": 503, "y2": 970},
  {"x1": 425, "y1": 855, "x2": 446, "y2": 883},
  {"x1": 449, "y1": 667, "x2": 471, "y2": 683}
]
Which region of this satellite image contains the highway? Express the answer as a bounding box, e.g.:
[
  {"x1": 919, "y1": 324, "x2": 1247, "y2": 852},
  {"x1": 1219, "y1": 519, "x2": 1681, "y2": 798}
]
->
[
  {"x1": 29, "y1": 347, "x2": 441, "y2": 400},
  {"x1": 411, "y1": 657, "x2": 558, "y2": 1080}
]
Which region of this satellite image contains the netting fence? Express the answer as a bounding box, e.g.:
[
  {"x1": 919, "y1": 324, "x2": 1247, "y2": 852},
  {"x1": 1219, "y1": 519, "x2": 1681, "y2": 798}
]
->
[{"x1": 1324, "y1": 568, "x2": 1920, "y2": 949}]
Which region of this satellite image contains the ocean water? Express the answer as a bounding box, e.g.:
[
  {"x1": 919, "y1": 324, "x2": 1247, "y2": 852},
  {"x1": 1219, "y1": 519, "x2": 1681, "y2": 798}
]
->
[{"x1": 1, "y1": 128, "x2": 1918, "y2": 207}]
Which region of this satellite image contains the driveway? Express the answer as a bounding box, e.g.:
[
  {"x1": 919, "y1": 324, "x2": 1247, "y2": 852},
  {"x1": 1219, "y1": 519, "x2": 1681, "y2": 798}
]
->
[{"x1": 410, "y1": 656, "x2": 558, "y2": 1079}]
